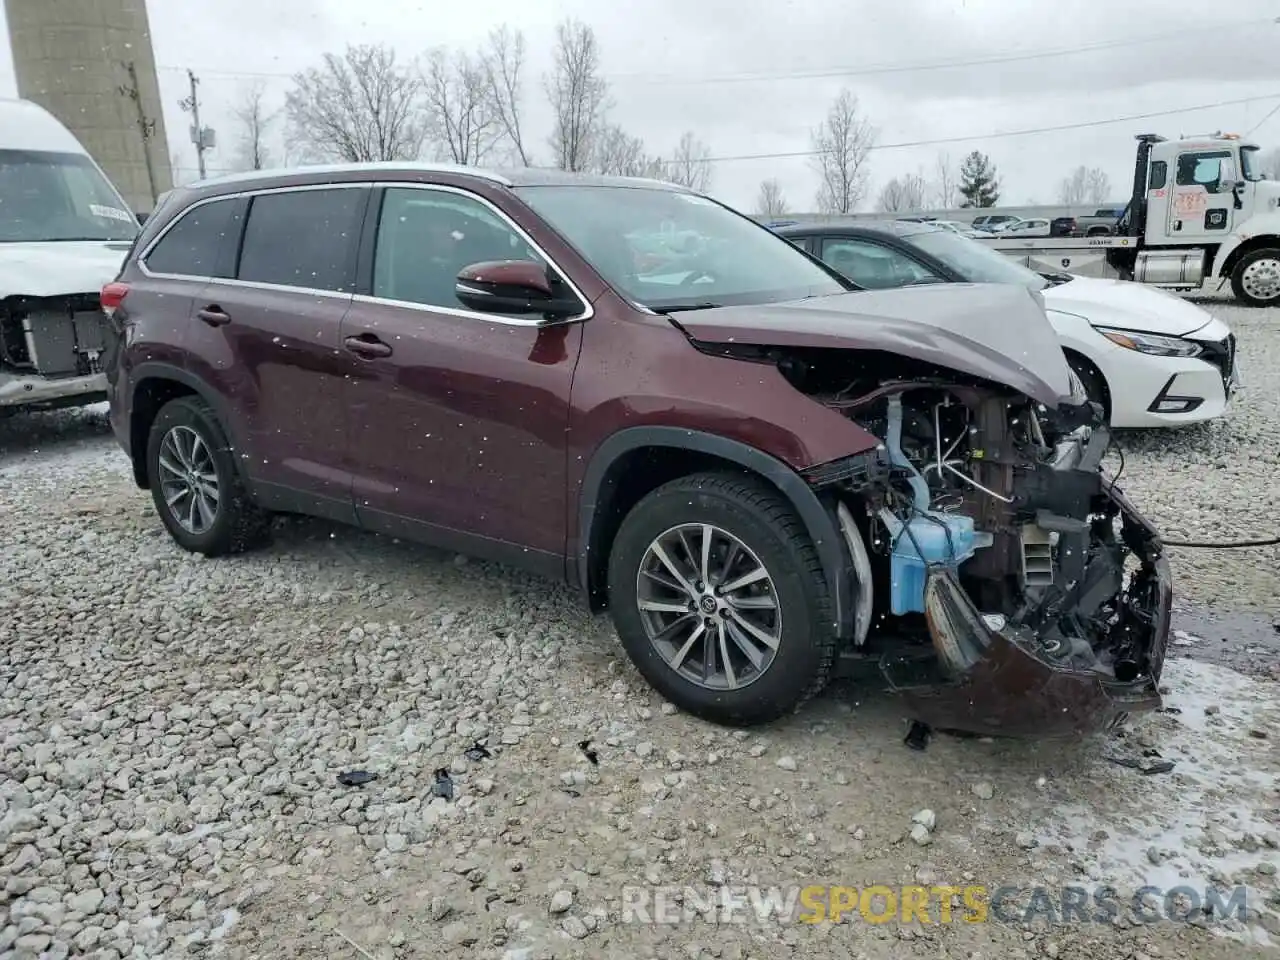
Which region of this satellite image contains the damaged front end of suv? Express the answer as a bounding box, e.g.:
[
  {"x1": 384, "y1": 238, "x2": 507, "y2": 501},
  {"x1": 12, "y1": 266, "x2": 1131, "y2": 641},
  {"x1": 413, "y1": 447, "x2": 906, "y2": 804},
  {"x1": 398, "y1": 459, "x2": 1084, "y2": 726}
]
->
[{"x1": 677, "y1": 284, "x2": 1172, "y2": 738}]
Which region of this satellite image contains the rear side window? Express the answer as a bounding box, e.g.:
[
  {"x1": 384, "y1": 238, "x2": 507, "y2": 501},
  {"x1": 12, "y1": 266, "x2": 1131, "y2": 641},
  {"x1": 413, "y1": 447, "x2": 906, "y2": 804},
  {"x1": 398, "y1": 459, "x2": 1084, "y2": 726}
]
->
[
  {"x1": 1148, "y1": 161, "x2": 1168, "y2": 190},
  {"x1": 237, "y1": 188, "x2": 365, "y2": 292},
  {"x1": 143, "y1": 198, "x2": 238, "y2": 277}
]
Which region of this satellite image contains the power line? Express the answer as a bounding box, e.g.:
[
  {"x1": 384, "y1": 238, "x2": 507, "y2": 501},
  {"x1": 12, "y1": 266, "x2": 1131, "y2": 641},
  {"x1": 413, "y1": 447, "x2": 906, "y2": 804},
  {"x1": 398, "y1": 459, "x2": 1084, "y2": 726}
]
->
[
  {"x1": 1246, "y1": 100, "x2": 1280, "y2": 137},
  {"x1": 156, "y1": 16, "x2": 1277, "y2": 89},
  {"x1": 653, "y1": 92, "x2": 1280, "y2": 166}
]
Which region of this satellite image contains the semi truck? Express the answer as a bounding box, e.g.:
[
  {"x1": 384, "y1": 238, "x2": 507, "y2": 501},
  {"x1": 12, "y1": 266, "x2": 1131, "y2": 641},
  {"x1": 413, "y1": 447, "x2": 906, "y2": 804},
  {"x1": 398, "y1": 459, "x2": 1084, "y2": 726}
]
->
[{"x1": 981, "y1": 132, "x2": 1280, "y2": 306}]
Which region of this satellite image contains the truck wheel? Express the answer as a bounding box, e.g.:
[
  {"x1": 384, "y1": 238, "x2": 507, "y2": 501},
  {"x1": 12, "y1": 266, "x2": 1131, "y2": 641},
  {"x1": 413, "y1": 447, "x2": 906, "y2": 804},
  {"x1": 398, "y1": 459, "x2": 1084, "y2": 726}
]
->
[
  {"x1": 1230, "y1": 248, "x2": 1280, "y2": 306},
  {"x1": 606, "y1": 471, "x2": 837, "y2": 726},
  {"x1": 145, "y1": 396, "x2": 271, "y2": 556}
]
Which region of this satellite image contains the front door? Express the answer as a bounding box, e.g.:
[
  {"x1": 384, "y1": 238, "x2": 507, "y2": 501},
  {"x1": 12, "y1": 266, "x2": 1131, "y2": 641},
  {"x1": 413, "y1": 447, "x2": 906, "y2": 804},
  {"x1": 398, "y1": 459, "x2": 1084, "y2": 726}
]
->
[
  {"x1": 1167, "y1": 149, "x2": 1237, "y2": 242},
  {"x1": 184, "y1": 184, "x2": 370, "y2": 521},
  {"x1": 342, "y1": 184, "x2": 587, "y2": 571}
]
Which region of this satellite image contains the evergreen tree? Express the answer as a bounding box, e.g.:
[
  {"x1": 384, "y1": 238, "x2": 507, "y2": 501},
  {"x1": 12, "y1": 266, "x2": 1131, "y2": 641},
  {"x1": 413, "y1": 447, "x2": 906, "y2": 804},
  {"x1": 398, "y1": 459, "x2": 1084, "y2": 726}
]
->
[{"x1": 958, "y1": 151, "x2": 1000, "y2": 208}]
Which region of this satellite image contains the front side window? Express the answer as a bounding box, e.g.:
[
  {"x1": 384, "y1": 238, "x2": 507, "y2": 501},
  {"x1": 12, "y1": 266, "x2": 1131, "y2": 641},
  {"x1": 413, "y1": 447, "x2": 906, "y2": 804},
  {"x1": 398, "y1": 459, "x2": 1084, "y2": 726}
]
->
[
  {"x1": 143, "y1": 198, "x2": 239, "y2": 277},
  {"x1": 901, "y1": 228, "x2": 1047, "y2": 292},
  {"x1": 237, "y1": 187, "x2": 366, "y2": 293},
  {"x1": 1176, "y1": 151, "x2": 1234, "y2": 193},
  {"x1": 372, "y1": 187, "x2": 549, "y2": 310},
  {"x1": 818, "y1": 238, "x2": 941, "y2": 289},
  {"x1": 0, "y1": 149, "x2": 138, "y2": 243},
  {"x1": 514, "y1": 184, "x2": 847, "y2": 310}
]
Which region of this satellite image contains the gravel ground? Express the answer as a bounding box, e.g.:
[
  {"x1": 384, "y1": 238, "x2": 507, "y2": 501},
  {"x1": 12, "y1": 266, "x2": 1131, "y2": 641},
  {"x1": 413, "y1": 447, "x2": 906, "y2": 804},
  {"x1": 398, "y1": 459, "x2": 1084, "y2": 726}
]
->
[{"x1": 2, "y1": 293, "x2": 1278, "y2": 960}]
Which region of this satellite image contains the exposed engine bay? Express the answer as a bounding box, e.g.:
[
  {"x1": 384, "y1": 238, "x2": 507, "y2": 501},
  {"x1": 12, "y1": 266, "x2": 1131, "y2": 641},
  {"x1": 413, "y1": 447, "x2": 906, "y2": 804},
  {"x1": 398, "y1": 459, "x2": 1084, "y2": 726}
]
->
[
  {"x1": 1, "y1": 294, "x2": 109, "y2": 379},
  {"x1": 776, "y1": 347, "x2": 1171, "y2": 736}
]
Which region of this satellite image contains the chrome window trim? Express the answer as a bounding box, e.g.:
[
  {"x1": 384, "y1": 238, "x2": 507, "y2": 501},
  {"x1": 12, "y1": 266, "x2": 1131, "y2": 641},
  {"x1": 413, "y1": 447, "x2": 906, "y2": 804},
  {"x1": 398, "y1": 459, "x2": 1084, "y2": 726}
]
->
[{"x1": 135, "y1": 180, "x2": 594, "y2": 327}]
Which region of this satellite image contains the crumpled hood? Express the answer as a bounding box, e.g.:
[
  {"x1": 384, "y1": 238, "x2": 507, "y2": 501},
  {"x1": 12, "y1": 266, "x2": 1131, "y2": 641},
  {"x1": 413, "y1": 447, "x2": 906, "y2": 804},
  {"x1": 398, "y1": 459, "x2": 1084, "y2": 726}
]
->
[
  {"x1": 0, "y1": 241, "x2": 131, "y2": 299},
  {"x1": 1042, "y1": 274, "x2": 1217, "y2": 337},
  {"x1": 668, "y1": 283, "x2": 1074, "y2": 407}
]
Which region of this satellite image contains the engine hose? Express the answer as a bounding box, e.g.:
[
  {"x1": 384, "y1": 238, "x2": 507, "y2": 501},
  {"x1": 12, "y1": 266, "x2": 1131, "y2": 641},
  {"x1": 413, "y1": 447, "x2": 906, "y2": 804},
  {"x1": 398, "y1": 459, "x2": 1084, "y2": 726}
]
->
[{"x1": 1161, "y1": 535, "x2": 1280, "y2": 549}]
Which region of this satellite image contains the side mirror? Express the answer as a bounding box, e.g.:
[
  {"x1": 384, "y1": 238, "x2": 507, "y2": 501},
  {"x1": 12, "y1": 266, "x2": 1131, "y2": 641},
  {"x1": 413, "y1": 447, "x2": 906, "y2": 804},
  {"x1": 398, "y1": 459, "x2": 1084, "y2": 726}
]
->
[{"x1": 455, "y1": 260, "x2": 582, "y2": 321}]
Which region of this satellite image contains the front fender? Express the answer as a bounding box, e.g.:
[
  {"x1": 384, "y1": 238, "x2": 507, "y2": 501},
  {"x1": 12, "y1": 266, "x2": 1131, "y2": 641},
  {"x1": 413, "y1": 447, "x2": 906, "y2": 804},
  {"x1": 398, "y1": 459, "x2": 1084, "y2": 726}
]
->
[{"x1": 1214, "y1": 210, "x2": 1280, "y2": 277}]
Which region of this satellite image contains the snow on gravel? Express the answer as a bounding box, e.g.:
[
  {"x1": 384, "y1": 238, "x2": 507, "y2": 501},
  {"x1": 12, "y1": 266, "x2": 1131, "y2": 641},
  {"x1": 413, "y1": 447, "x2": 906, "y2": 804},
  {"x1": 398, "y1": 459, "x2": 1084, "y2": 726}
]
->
[{"x1": 1, "y1": 294, "x2": 1278, "y2": 960}]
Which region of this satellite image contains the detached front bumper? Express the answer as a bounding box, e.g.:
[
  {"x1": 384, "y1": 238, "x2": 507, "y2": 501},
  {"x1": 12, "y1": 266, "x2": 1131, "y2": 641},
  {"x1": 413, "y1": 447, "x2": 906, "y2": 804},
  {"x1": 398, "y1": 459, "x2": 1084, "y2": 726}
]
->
[
  {"x1": 0, "y1": 371, "x2": 108, "y2": 410},
  {"x1": 881, "y1": 457, "x2": 1172, "y2": 739}
]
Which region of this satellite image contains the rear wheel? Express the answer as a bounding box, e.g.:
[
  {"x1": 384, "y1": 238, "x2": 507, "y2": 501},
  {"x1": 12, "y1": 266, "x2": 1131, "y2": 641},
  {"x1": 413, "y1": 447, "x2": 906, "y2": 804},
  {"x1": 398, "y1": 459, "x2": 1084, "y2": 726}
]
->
[
  {"x1": 606, "y1": 471, "x2": 837, "y2": 726},
  {"x1": 145, "y1": 396, "x2": 271, "y2": 556},
  {"x1": 1230, "y1": 248, "x2": 1280, "y2": 307}
]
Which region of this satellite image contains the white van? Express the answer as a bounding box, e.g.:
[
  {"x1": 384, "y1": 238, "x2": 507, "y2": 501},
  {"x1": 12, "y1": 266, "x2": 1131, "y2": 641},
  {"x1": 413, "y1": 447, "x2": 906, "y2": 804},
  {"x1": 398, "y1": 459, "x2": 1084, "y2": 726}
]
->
[{"x1": 0, "y1": 98, "x2": 139, "y2": 414}]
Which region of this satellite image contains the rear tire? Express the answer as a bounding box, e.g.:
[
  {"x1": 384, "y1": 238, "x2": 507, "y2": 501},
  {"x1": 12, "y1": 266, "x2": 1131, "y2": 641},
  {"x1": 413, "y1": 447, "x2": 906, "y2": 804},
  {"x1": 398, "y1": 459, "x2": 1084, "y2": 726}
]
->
[
  {"x1": 1229, "y1": 248, "x2": 1280, "y2": 307},
  {"x1": 606, "y1": 471, "x2": 837, "y2": 726},
  {"x1": 145, "y1": 396, "x2": 271, "y2": 556}
]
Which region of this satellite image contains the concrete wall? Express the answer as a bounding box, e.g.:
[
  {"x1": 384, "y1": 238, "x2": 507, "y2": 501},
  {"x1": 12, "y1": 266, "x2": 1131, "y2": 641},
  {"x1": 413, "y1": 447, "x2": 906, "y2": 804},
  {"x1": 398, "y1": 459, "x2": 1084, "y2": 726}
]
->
[{"x1": 5, "y1": 0, "x2": 172, "y2": 213}]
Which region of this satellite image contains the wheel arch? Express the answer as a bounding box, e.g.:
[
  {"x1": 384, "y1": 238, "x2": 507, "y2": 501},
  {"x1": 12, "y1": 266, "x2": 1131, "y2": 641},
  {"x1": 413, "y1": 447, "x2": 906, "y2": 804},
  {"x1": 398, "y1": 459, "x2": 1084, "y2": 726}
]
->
[
  {"x1": 128, "y1": 363, "x2": 249, "y2": 490},
  {"x1": 1214, "y1": 230, "x2": 1280, "y2": 282},
  {"x1": 1060, "y1": 348, "x2": 1112, "y2": 419},
  {"x1": 575, "y1": 426, "x2": 854, "y2": 640}
]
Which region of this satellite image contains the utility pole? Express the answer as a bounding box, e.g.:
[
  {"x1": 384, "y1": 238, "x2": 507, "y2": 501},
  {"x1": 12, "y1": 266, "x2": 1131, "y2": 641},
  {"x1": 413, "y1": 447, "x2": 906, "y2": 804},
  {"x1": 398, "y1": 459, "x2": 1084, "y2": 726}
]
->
[
  {"x1": 118, "y1": 60, "x2": 159, "y2": 206},
  {"x1": 181, "y1": 70, "x2": 208, "y2": 180}
]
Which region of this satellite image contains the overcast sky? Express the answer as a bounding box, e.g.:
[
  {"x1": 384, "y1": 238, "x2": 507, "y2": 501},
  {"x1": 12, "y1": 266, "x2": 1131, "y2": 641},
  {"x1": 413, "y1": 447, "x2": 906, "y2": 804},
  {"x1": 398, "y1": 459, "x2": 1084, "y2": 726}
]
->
[{"x1": 2, "y1": 0, "x2": 1278, "y2": 211}]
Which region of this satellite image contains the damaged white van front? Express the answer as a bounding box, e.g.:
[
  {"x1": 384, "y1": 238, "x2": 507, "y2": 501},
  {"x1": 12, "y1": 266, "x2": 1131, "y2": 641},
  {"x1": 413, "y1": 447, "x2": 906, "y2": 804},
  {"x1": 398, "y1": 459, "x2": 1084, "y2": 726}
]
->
[{"x1": 0, "y1": 98, "x2": 136, "y2": 414}]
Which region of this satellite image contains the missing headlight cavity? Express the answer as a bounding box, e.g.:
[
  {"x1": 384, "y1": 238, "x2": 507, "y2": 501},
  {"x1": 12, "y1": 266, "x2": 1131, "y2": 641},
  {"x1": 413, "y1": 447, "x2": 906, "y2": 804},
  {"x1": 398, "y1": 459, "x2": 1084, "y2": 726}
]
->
[
  {"x1": 760, "y1": 344, "x2": 1169, "y2": 737},
  {"x1": 1, "y1": 294, "x2": 108, "y2": 377}
]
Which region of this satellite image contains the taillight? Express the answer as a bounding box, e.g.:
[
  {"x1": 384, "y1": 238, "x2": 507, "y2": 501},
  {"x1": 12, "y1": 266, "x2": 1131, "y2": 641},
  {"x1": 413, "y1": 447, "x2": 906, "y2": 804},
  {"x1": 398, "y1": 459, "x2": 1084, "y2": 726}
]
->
[{"x1": 100, "y1": 281, "x2": 129, "y2": 318}]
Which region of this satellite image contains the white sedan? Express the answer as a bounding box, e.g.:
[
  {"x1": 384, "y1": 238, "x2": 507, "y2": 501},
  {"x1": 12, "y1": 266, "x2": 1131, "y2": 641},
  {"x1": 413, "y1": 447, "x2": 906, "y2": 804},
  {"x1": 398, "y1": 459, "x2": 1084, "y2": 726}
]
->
[{"x1": 776, "y1": 221, "x2": 1239, "y2": 428}]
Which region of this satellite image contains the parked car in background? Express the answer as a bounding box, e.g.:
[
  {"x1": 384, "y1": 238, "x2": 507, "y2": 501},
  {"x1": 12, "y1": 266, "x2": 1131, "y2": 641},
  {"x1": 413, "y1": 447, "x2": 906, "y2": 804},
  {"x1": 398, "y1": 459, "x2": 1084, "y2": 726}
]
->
[
  {"x1": 1050, "y1": 216, "x2": 1078, "y2": 237},
  {"x1": 1075, "y1": 206, "x2": 1127, "y2": 236},
  {"x1": 970, "y1": 213, "x2": 1020, "y2": 232},
  {"x1": 777, "y1": 220, "x2": 1239, "y2": 429},
  {"x1": 1000, "y1": 217, "x2": 1052, "y2": 238},
  {"x1": 0, "y1": 97, "x2": 140, "y2": 415},
  {"x1": 907, "y1": 218, "x2": 985, "y2": 238},
  {"x1": 102, "y1": 163, "x2": 1171, "y2": 736}
]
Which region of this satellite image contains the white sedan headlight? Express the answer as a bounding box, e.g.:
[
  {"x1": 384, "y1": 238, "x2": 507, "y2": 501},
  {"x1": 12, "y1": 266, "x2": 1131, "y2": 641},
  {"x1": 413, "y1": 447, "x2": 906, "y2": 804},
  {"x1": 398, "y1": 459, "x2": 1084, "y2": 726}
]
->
[{"x1": 1093, "y1": 326, "x2": 1203, "y2": 358}]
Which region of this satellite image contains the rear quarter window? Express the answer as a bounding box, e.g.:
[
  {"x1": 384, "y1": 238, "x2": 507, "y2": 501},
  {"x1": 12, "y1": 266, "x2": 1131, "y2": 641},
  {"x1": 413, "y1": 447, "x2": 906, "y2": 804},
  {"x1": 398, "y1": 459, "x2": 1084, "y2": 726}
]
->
[
  {"x1": 236, "y1": 187, "x2": 366, "y2": 293},
  {"x1": 142, "y1": 198, "x2": 239, "y2": 277}
]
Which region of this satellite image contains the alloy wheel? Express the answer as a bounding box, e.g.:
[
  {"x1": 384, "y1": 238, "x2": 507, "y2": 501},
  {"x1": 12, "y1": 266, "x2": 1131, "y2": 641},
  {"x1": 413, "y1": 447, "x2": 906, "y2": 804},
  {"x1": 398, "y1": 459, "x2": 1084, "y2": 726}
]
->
[
  {"x1": 635, "y1": 523, "x2": 782, "y2": 691},
  {"x1": 157, "y1": 425, "x2": 220, "y2": 534}
]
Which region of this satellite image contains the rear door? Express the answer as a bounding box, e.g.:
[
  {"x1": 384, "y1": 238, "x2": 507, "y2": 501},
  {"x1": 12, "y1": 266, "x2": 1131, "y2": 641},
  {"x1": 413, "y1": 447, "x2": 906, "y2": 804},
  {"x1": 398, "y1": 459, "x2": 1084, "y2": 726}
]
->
[{"x1": 183, "y1": 184, "x2": 369, "y2": 521}]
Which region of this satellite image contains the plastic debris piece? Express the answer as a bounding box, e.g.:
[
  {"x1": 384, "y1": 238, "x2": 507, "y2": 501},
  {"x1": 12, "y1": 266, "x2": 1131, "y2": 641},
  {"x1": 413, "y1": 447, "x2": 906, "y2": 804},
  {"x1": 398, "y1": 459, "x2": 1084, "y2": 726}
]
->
[
  {"x1": 578, "y1": 740, "x2": 599, "y2": 765},
  {"x1": 464, "y1": 740, "x2": 492, "y2": 762},
  {"x1": 904, "y1": 721, "x2": 931, "y2": 751},
  {"x1": 337, "y1": 770, "x2": 377, "y2": 787},
  {"x1": 432, "y1": 768, "x2": 455, "y2": 800}
]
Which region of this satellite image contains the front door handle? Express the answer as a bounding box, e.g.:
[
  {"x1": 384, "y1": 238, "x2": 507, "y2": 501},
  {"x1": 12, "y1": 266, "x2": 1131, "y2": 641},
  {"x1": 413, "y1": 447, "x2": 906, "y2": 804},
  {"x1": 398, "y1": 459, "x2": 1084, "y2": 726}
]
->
[
  {"x1": 343, "y1": 334, "x2": 393, "y2": 359},
  {"x1": 196, "y1": 306, "x2": 231, "y2": 326}
]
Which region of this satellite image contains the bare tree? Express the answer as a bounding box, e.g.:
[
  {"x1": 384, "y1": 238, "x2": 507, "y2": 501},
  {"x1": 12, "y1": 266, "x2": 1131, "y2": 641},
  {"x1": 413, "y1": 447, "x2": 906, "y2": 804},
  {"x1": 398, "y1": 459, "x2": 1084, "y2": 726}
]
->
[
  {"x1": 663, "y1": 131, "x2": 712, "y2": 192},
  {"x1": 932, "y1": 151, "x2": 958, "y2": 209},
  {"x1": 285, "y1": 43, "x2": 426, "y2": 163},
  {"x1": 1057, "y1": 165, "x2": 1090, "y2": 205},
  {"x1": 876, "y1": 172, "x2": 928, "y2": 212},
  {"x1": 1084, "y1": 167, "x2": 1112, "y2": 205},
  {"x1": 423, "y1": 47, "x2": 499, "y2": 165},
  {"x1": 481, "y1": 26, "x2": 531, "y2": 166},
  {"x1": 544, "y1": 19, "x2": 610, "y2": 172},
  {"x1": 592, "y1": 124, "x2": 651, "y2": 176},
  {"x1": 755, "y1": 178, "x2": 788, "y2": 218},
  {"x1": 811, "y1": 88, "x2": 876, "y2": 214},
  {"x1": 231, "y1": 81, "x2": 276, "y2": 172}
]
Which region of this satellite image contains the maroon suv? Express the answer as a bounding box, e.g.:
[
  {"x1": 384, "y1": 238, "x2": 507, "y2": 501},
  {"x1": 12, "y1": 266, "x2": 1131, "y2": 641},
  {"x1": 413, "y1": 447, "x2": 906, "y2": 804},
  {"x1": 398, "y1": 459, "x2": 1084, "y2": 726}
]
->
[{"x1": 102, "y1": 164, "x2": 1171, "y2": 736}]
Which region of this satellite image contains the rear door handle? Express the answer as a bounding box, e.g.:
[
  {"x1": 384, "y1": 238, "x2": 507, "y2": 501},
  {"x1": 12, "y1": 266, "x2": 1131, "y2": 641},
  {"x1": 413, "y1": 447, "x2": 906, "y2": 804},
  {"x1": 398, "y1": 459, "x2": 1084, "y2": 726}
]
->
[
  {"x1": 196, "y1": 306, "x2": 231, "y2": 326},
  {"x1": 343, "y1": 334, "x2": 393, "y2": 359}
]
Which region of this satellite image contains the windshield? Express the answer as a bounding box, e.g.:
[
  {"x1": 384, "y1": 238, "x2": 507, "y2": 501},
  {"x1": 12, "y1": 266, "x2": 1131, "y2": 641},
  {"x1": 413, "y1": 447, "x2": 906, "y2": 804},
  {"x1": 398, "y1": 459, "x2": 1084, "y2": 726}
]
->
[
  {"x1": 0, "y1": 149, "x2": 139, "y2": 242},
  {"x1": 513, "y1": 184, "x2": 848, "y2": 309},
  {"x1": 903, "y1": 228, "x2": 1048, "y2": 292},
  {"x1": 1240, "y1": 145, "x2": 1264, "y2": 182}
]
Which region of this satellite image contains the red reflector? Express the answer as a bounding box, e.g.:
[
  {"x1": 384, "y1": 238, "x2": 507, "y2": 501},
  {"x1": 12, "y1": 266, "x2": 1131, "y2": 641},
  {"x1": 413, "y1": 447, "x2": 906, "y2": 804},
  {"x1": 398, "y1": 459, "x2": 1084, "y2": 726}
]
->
[{"x1": 100, "y1": 281, "x2": 129, "y2": 311}]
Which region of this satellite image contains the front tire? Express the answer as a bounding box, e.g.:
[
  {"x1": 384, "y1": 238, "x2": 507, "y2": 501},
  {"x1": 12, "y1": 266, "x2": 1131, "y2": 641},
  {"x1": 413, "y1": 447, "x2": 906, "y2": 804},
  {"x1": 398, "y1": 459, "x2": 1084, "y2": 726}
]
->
[
  {"x1": 1230, "y1": 248, "x2": 1280, "y2": 307},
  {"x1": 606, "y1": 471, "x2": 837, "y2": 726},
  {"x1": 145, "y1": 396, "x2": 271, "y2": 556}
]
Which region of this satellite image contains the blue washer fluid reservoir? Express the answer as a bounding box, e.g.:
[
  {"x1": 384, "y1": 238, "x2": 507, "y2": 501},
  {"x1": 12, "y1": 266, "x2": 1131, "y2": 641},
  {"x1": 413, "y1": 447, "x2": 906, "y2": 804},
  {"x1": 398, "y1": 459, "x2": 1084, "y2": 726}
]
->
[{"x1": 881, "y1": 510, "x2": 994, "y2": 616}]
